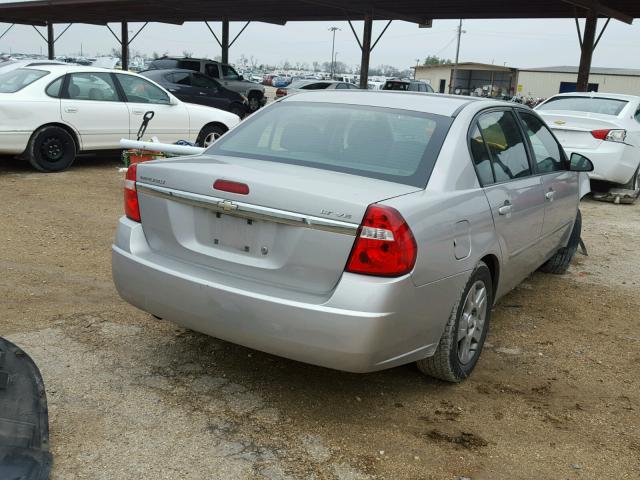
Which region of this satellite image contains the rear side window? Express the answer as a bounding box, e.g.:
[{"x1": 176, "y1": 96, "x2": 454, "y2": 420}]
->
[
  {"x1": 477, "y1": 111, "x2": 531, "y2": 182},
  {"x1": 205, "y1": 64, "x2": 219, "y2": 78},
  {"x1": 384, "y1": 81, "x2": 409, "y2": 91},
  {"x1": 518, "y1": 112, "x2": 565, "y2": 173},
  {"x1": 469, "y1": 124, "x2": 495, "y2": 185},
  {"x1": 45, "y1": 76, "x2": 64, "y2": 97},
  {"x1": 301, "y1": 82, "x2": 330, "y2": 90},
  {"x1": 537, "y1": 96, "x2": 627, "y2": 116},
  {"x1": 0, "y1": 68, "x2": 48, "y2": 93},
  {"x1": 167, "y1": 72, "x2": 191, "y2": 85},
  {"x1": 178, "y1": 60, "x2": 201, "y2": 72},
  {"x1": 208, "y1": 102, "x2": 453, "y2": 188},
  {"x1": 66, "y1": 72, "x2": 119, "y2": 101}
]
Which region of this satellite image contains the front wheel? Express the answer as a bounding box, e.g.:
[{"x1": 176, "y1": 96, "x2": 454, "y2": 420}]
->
[
  {"x1": 27, "y1": 126, "x2": 76, "y2": 172},
  {"x1": 247, "y1": 92, "x2": 263, "y2": 112},
  {"x1": 416, "y1": 261, "x2": 493, "y2": 382},
  {"x1": 196, "y1": 124, "x2": 227, "y2": 148}
]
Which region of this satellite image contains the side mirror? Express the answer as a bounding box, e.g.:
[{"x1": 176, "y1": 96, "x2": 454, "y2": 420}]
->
[
  {"x1": 569, "y1": 152, "x2": 594, "y2": 172},
  {"x1": 169, "y1": 95, "x2": 180, "y2": 106},
  {"x1": 238, "y1": 75, "x2": 244, "y2": 81}
]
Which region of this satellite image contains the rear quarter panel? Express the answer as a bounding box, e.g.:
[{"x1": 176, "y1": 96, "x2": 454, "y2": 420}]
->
[
  {"x1": 185, "y1": 104, "x2": 241, "y2": 141},
  {"x1": 382, "y1": 106, "x2": 501, "y2": 290},
  {"x1": 0, "y1": 93, "x2": 67, "y2": 154}
]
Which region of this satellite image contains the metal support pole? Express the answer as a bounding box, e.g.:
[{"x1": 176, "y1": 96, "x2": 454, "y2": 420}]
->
[
  {"x1": 450, "y1": 19, "x2": 463, "y2": 94},
  {"x1": 47, "y1": 23, "x2": 54, "y2": 59},
  {"x1": 0, "y1": 23, "x2": 15, "y2": 41},
  {"x1": 577, "y1": 10, "x2": 597, "y2": 92},
  {"x1": 221, "y1": 19, "x2": 229, "y2": 64},
  {"x1": 359, "y1": 14, "x2": 372, "y2": 90},
  {"x1": 121, "y1": 21, "x2": 129, "y2": 71}
]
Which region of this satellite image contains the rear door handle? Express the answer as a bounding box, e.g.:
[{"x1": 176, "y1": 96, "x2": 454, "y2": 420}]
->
[
  {"x1": 545, "y1": 190, "x2": 555, "y2": 201},
  {"x1": 498, "y1": 203, "x2": 512, "y2": 216},
  {"x1": 64, "y1": 107, "x2": 78, "y2": 113}
]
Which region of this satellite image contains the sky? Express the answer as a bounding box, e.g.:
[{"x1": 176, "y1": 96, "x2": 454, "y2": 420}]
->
[{"x1": 1, "y1": 15, "x2": 640, "y2": 70}]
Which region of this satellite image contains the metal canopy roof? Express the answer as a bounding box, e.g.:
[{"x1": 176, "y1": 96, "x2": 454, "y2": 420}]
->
[{"x1": 0, "y1": 0, "x2": 638, "y2": 26}]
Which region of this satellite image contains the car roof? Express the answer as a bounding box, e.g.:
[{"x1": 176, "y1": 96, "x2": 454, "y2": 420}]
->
[
  {"x1": 548, "y1": 92, "x2": 640, "y2": 102},
  {"x1": 142, "y1": 68, "x2": 195, "y2": 75},
  {"x1": 281, "y1": 90, "x2": 484, "y2": 116},
  {"x1": 20, "y1": 64, "x2": 140, "y2": 76}
]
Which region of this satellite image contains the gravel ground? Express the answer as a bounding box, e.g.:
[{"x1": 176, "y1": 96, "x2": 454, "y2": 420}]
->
[{"x1": 1, "y1": 154, "x2": 639, "y2": 480}]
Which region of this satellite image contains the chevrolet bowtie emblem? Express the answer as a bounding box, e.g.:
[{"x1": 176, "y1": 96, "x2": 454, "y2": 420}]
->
[
  {"x1": 217, "y1": 200, "x2": 238, "y2": 212},
  {"x1": 554, "y1": 120, "x2": 566, "y2": 125}
]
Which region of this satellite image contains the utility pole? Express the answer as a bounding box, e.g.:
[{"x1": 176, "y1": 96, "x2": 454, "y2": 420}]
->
[
  {"x1": 450, "y1": 19, "x2": 465, "y2": 94},
  {"x1": 414, "y1": 58, "x2": 420, "y2": 79},
  {"x1": 328, "y1": 26, "x2": 340, "y2": 79}
]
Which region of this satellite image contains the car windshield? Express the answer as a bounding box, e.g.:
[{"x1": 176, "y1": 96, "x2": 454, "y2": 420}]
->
[
  {"x1": 207, "y1": 102, "x2": 452, "y2": 187},
  {"x1": 0, "y1": 68, "x2": 48, "y2": 93},
  {"x1": 538, "y1": 96, "x2": 628, "y2": 116}
]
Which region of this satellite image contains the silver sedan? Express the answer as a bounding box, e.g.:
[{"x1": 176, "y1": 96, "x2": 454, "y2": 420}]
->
[{"x1": 112, "y1": 90, "x2": 593, "y2": 382}]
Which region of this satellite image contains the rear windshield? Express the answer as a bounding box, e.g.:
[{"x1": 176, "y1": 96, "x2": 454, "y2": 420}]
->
[
  {"x1": 537, "y1": 96, "x2": 628, "y2": 116},
  {"x1": 0, "y1": 68, "x2": 48, "y2": 93},
  {"x1": 207, "y1": 102, "x2": 452, "y2": 187},
  {"x1": 384, "y1": 81, "x2": 409, "y2": 91}
]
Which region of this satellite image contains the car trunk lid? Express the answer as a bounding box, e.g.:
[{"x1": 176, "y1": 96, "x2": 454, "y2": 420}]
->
[
  {"x1": 539, "y1": 112, "x2": 623, "y2": 149},
  {"x1": 135, "y1": 155, "x2": 420, "y2": 295}
]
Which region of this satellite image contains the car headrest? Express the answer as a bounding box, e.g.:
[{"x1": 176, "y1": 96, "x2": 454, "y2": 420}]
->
[
  {"x1": 279, "y1": 122, "x2": 325, "y2": 153},
  {"x1": 68, "y1": 83, "x2": 80, "y2": 98},
  {"x1": 88, "y1": 88, "x2": 104, "y2": 101}
]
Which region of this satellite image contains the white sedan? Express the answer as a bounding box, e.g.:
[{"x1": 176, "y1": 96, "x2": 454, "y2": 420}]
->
[
  {"x1": 536, "y1": 92, "x2": 640, "y2": 194},
  {"x1": 0, "y1": 65, "x2": 240, "y2": 171}
]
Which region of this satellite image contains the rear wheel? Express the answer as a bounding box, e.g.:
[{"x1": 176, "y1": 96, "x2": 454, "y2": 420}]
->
[
  {"x1": 27, "y1": 126, "x2": 76, "y2": 172},
  {"x1": 416, "y1": 261, "x2": 492, "y2": 382},
  {"x1": 539, "y1": 209, "x2": 581, "y2": 274},
  {"x1": 196, "y1": 124, "x2": 227, "y2": 148}
]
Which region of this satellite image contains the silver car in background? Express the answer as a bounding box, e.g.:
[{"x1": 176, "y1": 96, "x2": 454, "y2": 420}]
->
[{"x1": 112, "y1": 91, "x2": 592, "y2": 382}]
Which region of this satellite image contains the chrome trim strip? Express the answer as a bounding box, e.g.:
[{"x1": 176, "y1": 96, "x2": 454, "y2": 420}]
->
[{"x1": 137, "y1": 183, "x2": 359, "y2": 236}]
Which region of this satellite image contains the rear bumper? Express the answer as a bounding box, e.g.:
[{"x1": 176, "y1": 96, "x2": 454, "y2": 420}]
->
[
  {"x1": 563, "y1": 143, "x2": 639, "y2": 185},
  {"x1": 111, "y1": 217, "x2": 468, "y2": 372}
]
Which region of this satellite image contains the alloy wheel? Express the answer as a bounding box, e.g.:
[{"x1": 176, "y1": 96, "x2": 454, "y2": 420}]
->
[
  {"x1": 457, "y1": 280, "x2": 488, "y2": 364},
  {"x1": 203, "y1": 132, "x2": 222, "y2": 147}
]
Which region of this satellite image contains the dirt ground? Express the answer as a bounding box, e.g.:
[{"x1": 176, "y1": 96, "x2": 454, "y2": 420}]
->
[{"x1": 1, "y1": 154, "x2": 638, "y2": 480}]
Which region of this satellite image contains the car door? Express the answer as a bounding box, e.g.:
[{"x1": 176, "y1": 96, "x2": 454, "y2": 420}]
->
[
  {"x1": 114, "y1": 73, "x2": 189, "y2": 143},
  {"x1": 190, "y1": 72, "x2": 229, "y2": 110},
  {"x1": 60, "y1": 72, "x2": 129, "y2": 150},
  {"x1": 219, "y1": 63, "x2": 244, "y2": 92},
  {"x1": 471, "y1": 109, "x2": 546, "y2": 293},
  {"x1": 517, "y1": 111, "x2": 579, "y2": 258}
]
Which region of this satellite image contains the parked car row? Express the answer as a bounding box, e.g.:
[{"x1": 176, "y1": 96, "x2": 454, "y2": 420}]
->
[{"x1": 0, "y1": 65, "x2": 240, "y2": 171}]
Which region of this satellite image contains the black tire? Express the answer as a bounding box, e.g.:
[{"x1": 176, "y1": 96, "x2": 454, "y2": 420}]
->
[
  {"x1": 27, "y1": 126, "x2": 76, "y2": 172},
  {"x1": 196, "y1": 124, "x2": 227, "y2": 148},
  {"x1": 621, "y1": 165, "x2": 640, "y2": 196},
  {"x1": 416, "y1": 261, "x2": 493, "y2": 383},
  {"x1": 229, "y1": 104, "x2": 246, "y2": 119},
  {"x1": 539, "y1": 209, "x2": 582, "y2": 274},
  {"x1": 247, "y1": 92, "x2": 263, "y2": 112}
]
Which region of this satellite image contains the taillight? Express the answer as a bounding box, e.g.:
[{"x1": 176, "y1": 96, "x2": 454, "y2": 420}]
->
[
  {"x1": 346, "y1": 205, "x2": 417, "y2": 277},
  {"x1": 276, "y1": 88, "x2": 287, "y2": 96},
  {"x1": 591, "y1": 129, "x2": 626, "y2": 142},
  {"x1": 213, "y1": 179, "x2": 250, "y2": 195},
  {"x1": 124, "y1": 164, "x2": 141, "y2": 222}
]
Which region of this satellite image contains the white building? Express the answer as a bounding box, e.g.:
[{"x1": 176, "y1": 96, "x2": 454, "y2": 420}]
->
[
  {"x1": 516, "y1": 66, "x2": 640, "y2": 98},
  {"x1": 414, "y1": 63, "x2": 640, "y2": 99}
]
